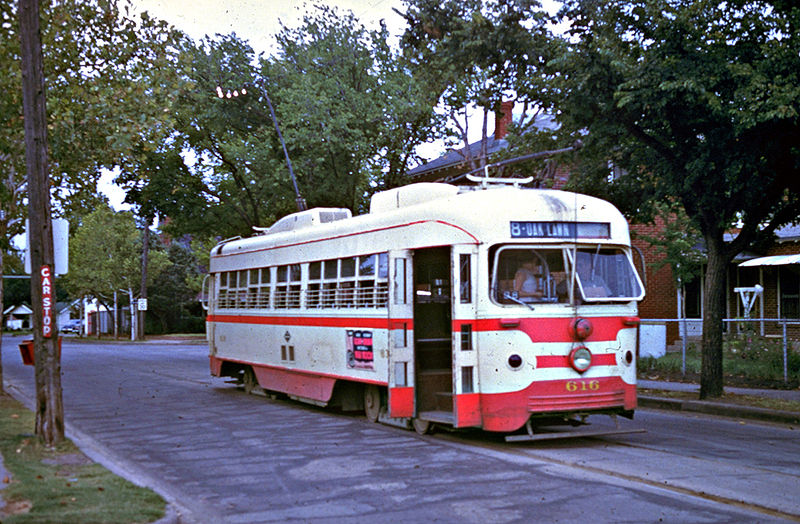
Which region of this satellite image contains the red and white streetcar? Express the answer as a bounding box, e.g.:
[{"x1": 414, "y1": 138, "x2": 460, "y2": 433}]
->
[{"x1": 203, "y1": 179, "x2": 645, "y2": 440}]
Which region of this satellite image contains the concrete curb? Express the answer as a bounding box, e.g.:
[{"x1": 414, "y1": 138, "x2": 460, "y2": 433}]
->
[{"x1": 639, "y1": 395, "x2": 800, "y2": 425}]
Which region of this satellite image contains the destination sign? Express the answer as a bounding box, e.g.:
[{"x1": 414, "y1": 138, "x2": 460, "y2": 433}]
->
[{"x1": 510, "y1": 221, "x2": 610, "y2": 239}]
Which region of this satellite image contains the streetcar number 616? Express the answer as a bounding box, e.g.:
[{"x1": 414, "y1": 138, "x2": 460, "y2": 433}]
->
[{"x1": 566, "y1": 380, "x2": 600, "y2": 392}]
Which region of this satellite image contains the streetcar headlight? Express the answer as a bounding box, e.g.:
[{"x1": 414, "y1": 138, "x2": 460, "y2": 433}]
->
[
  {"x1": 508, "y1": 354, "x2": 523, "y2": 369},
  {"x1": 569, "y1": 346, "x2": 592, "y2": 373}
]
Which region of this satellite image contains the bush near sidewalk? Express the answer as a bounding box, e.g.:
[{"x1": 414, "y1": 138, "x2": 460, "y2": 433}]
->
[{"x1": 0, "y1": 394, "x2": 165, "y2": 524}]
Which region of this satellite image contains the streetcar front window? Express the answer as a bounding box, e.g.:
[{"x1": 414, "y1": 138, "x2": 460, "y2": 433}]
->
[
  {"x1": 492, "y1": 246, "x2": 644, "y2": 305},
  {"x1": 493, "y1": 248, "x2": 568, "y2": 305},
  {"x1": 571, "y1": 248, "x2": 643, "y2": 301}
]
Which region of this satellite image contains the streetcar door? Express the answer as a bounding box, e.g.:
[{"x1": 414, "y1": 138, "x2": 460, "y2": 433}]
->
[
  {"x1": 204, "y1": 274, "x2": 217, "y2": 355},
  {"x1": 387, "y1": 250, "x2": 415, "y2": 418},
  {"x1": 412, "y1": 247, "x2": 454, "y2": 424},
  {"x1": 451, "y1": 246, "x2": 480, "y2": 428}
]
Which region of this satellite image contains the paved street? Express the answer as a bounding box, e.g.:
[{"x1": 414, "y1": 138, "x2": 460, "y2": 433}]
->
[{"x1": 2, "y1": 335, "x2": 798, "y2": 523}]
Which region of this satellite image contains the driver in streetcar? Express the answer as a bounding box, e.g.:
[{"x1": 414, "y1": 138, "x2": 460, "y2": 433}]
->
[{"x1": 513, "y1": 259, "x2": 543, "y2": 299}]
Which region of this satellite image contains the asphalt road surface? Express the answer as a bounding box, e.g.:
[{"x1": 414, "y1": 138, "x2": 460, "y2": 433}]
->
[{"x1": 2, "y1": 335, "x2": 798, "y2": 523}]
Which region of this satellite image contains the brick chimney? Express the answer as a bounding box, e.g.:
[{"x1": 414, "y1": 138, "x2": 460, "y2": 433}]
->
[{"x1": 494, "y1": 100, "x2": 514, "y2": 140}]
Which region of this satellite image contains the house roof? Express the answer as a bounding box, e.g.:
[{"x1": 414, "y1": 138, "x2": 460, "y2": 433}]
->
[
  {"x1": 4, "y1": 304, "x2": 32, "y2": 316},
  {"x1": 776, "y1": 224, "x2": 800, "y2": 242},
  {"x1": 406, "y1": 137, "x2": 509, "y2": 180},
  {"x1": 406, "y1": 113, "x2": 559, "y2": 181}
]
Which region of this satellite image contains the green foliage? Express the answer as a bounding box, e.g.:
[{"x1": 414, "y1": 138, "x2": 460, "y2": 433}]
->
[
  {"x1": 397, "y1": 0, "x2": 557, "y2": 165},
  {"x1": 553, "y1": 0, "x2": 800, "y2": 243},
  {"x1": 130, "y1": 3, "x2": 441, "y2": 239},
  {"x1": 60, "y1": 206, "x2": 169, "y2": 310},
  {"x1": 147, "y1": 241, "x2": 203, "y2": 334},
  {"x1": 640, "y1": 335, "x2": 800, "y2": 387},
  {"x1": 636, "y1": 201, "x2": 706, "y2": 287},
  {"x1": 1, "y1": 0, "x2": 184, "y2": 218}
]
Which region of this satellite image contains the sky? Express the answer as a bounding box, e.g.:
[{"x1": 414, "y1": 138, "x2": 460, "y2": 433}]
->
[{"x1": 129, "y1": 0, "x2": 408, "y2": 54}]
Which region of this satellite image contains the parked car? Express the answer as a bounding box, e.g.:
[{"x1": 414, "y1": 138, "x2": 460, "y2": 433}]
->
[{"x1": 61, "y1": 319, "x2": 82, "y2": 334}]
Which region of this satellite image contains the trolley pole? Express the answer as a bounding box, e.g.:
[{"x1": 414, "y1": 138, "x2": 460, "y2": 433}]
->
[
  {"x1": 216, "y1": 82, "x2": 307, "y2": 212},
  {"x1": 261, "y1": 86, "x2": 306, "y2": 212},
  {"x1": 19, "y1": 0, "x2": 64, "y2": 445}
]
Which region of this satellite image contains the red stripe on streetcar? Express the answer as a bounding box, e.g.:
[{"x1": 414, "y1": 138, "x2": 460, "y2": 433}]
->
[{"x1": 454, "y1": 316, "x2": 634, "y2": 343}]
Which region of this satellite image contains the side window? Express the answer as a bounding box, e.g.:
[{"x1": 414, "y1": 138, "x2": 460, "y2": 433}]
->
[
  {"x1": 377, "y1": 253, "x2": 389, "y2": 307},
  {"x1": 356, "y1": 254, "x2": 388, "y2": 308},
  {"x1": 322, "y1": 260, "x2": 338, "y2": 307},
  {"x1": 459, "y1": 254, "x2": 472, "y2": 304},
  {"x1": 339, "y1": 257, "x2": 357, "y2": 307},
  {"x1": 259, "y1": 267, "x2": 271, "y2": 308},
  {"x1": 275, "y1": 265, "x2": 288, "y2": 309},
  {"x1": 236, "y1": 270, "x2": 248, "y2": 308},
  {"x1": 288, "y1": 264, "x2": 301, "y2": 308},
  {"x1": 248, "y1": 269, "x2": 260, "y2": 309},
  {"x1": 309, "y1": 254, "x2": 388, "y2": 309},
  {"x1": 217, "y1": 272, "x2": 229, "y2": 309},
  {"x1": 307, "y1": 261, "x2": 322, "y2": 308}
]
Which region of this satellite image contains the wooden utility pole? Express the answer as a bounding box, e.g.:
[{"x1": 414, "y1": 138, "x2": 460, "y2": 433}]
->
[
  {"x1": 138, "y1": 222, "x2": 149, "y2": 340},
  {"x1": 19, "y1": 0, "x2": 64, "y2": 445}
]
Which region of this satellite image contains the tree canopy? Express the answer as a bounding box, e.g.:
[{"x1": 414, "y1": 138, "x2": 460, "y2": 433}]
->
[
  {"x1": 61, "y1": 205, "x2": 169, "y2": 318},
  {"x1": 396, "y1": 0, "x2": 557, "y2": 171},
  {"x1": 122, "y1": 4, "x2": 441, "y2": 239}
]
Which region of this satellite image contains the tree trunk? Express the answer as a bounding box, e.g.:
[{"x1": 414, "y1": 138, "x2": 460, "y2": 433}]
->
[
  {"x1": 19, "y1": 0, "x2": 64, "y2": 445},
  {"x1": 699, "y1": 232, "x2": 731, "y2": 399}
]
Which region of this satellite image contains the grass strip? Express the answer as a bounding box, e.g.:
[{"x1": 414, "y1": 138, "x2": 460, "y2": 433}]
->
[{"x1": 0, "y1": 394, "x2": 165, "y2": 524}]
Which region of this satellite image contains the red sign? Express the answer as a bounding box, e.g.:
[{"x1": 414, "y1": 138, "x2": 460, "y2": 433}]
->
[{"x1": 41, "y1": 265, "x2": 53, "y2": 338}]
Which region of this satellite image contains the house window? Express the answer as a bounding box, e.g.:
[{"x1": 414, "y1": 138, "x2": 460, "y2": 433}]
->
[
  {"x1": 780, "y1": 267, "x2": 800, "y2": 319},
  {"x1": 684, "y1": 277, "x2": 702, "y2": 319}
]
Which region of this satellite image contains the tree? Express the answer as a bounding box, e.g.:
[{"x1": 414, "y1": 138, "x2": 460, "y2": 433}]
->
[
  {"x1": 269, "y1": 5, "x2": 441, "y2": 206},
  {"x1": 131, "y1": 4, "x2": 441, "y2": 238},
  {"x1": 61, "y1": 206, "x2": 169, "y2": 337},
  {"x1": 147, "y1": 240, "x2": 203, "y2": 334},
  {"x1": 550, "y1": 0, "x2": 800, "y2": 398},
  {"x1": 396, "y1": 0, "x2": 556, "y2": 172}
]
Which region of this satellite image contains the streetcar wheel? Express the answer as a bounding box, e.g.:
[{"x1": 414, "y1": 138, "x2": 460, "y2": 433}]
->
[
  {"x1": 242, "y1": 367, "x2": 257, "y2": 395},
  {"x1": 412, "y1": 418, "x2": 432, "y2": 435},
  {"x1": 364, "y1": 385, "x2": 381, "y2": 422}
]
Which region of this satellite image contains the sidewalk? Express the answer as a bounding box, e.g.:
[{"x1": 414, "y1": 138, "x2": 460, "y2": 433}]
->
[{"x1": 638, "y1": 379, "x2": 800, "y2": 425}]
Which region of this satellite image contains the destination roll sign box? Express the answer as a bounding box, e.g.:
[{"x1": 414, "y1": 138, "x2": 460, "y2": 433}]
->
[{"x1": 510, "y1": 221, "x2": 610, "y2": 239}]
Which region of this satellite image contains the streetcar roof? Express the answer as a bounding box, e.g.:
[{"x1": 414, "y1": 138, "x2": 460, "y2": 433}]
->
[{"x1": 209, "y1": 184, "x2": 631, "y2": 269}]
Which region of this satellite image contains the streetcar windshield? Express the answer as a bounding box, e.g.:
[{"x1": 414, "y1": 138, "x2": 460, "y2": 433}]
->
[
  {"x1": 492, "y1": 246, "x2": 643, "y2": 305},
  {"x1": 570, "y1": 248, "x2": 643, "y2": 302}
]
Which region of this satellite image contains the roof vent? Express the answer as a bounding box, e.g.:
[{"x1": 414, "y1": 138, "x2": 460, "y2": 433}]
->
[{"x1": 255, "y1": 208, "x2": 352, "y2": 235}]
